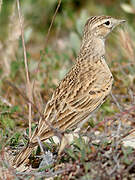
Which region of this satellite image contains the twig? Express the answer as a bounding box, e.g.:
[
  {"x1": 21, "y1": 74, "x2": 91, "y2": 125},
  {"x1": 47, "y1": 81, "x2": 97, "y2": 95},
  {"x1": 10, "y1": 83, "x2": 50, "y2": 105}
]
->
[
  {"x1": 16, "y1": 167, "x2": 72, "y2": 178},
  {"x1": 0, "y1": 0, "x2": 2, "y2": 12},
  {"x1": 92, "y1": 104, "x2": 135, "y2": 132},
  {"x1": 36, "y1": 137, "x2": 44, "y2": 154},
  {"x1": 111, "y1": 91, "x2": 123, "y2": 112},
  {"x1": 128, "y1": 88, "x2": 135, "y2": 104},
  {"x1": 116, "y1": 118, "x2": 122, "y2": 137},
  {"x1": 113, "y1": 105, "x2": 135, "y2": 118},
  {"x1": 16, "y1": 0, "x2": 32, "y2": 138},
  {"x1": 33, "y1": 0, "x2": 61, "y2": 91},
  {"x1": 36, "y1": 137, "x2": 51, "y2": 167},
  {"x1": 44, "y1": 0, "x2": 61, "y2": 49}
]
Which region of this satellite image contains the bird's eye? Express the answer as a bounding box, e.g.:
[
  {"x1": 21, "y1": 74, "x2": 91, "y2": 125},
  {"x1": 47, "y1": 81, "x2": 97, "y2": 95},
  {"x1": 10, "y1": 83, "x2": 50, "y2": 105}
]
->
[{"x1": 104, "y1": 21, "x2": 110, "y2": 26}]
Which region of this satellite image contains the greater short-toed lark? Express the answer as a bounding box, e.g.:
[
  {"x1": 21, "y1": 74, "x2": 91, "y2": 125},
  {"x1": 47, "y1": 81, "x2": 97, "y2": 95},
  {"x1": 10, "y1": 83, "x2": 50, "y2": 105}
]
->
[{"x1": 13, "y1": 16, "x2": 125, "y2": 167}]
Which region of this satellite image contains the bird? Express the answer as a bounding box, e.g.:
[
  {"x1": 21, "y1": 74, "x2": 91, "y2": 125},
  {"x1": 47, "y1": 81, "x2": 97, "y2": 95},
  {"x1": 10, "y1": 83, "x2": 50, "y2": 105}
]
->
[{"x1": 13, "y1": 15, "x2": 125, "y2": 167}]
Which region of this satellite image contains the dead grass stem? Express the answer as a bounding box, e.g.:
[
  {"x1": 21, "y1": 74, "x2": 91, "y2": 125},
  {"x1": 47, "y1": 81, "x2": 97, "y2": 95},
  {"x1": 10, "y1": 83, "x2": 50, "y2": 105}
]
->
[{"x1": 16, "y1": 0, "x2": 32, "y2": 138}]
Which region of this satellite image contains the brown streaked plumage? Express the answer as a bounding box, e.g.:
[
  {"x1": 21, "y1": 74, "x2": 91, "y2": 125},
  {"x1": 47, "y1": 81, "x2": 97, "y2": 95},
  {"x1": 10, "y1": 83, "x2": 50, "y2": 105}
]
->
[{"x1": 13, "y1": 16, "x2": 125, "y2": 167}]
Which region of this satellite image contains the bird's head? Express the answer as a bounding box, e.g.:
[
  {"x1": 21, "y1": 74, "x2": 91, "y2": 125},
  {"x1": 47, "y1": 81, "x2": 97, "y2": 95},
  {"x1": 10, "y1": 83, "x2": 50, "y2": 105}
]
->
[{"x1": 84, "y1": 16, "x2": 126, "y2": 40}]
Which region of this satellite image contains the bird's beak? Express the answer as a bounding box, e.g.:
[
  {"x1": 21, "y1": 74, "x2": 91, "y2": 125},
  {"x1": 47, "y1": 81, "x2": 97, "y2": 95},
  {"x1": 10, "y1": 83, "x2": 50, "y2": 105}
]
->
[
  {"x1": 112, "y1": 19, "x2": 126, "y2": 28},
  {"x1": 117, "y1": 19, "x2": 126, "y2": 24}
]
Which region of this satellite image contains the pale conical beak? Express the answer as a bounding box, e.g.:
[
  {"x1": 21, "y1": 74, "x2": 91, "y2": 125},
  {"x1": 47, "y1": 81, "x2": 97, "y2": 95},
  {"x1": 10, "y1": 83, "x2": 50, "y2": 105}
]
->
[
  {"x1": 117, "y1": 19, "x2": 126, "y2": 24},
  {"x1": 113, "y1": 19, "x2": 126, "y2": 28}
]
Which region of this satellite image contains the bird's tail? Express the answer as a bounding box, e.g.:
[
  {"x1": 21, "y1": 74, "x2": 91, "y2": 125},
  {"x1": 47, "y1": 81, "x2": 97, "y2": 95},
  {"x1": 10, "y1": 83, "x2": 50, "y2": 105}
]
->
[{"x1": 13, "y1": 144, "x2": 34, "y2": 167}]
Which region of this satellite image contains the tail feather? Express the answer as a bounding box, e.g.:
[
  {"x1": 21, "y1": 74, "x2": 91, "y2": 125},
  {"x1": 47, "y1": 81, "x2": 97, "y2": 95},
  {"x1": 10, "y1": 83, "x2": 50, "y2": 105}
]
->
[{"x1": 13, "y1": 145, "x2": 34, "y2": 167}]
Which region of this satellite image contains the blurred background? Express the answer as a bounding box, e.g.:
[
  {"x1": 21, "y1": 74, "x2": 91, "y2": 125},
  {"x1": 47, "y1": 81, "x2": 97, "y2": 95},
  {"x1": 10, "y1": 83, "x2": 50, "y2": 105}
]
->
[{"x1": 0, "y1": 0, "x2": 135, "y2": 141}]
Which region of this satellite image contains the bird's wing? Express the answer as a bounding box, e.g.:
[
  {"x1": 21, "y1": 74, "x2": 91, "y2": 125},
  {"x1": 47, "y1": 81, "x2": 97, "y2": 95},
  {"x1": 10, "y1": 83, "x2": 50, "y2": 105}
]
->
[{"x1": 31, "y1": 59, "x2": 113, "y2": 143}]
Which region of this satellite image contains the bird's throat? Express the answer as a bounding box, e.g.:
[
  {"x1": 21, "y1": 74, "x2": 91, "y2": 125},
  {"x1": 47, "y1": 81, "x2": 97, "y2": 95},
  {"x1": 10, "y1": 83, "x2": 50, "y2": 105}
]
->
[{"x1": 79, "y1": 36, "x2": 106, "y2": 62}]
